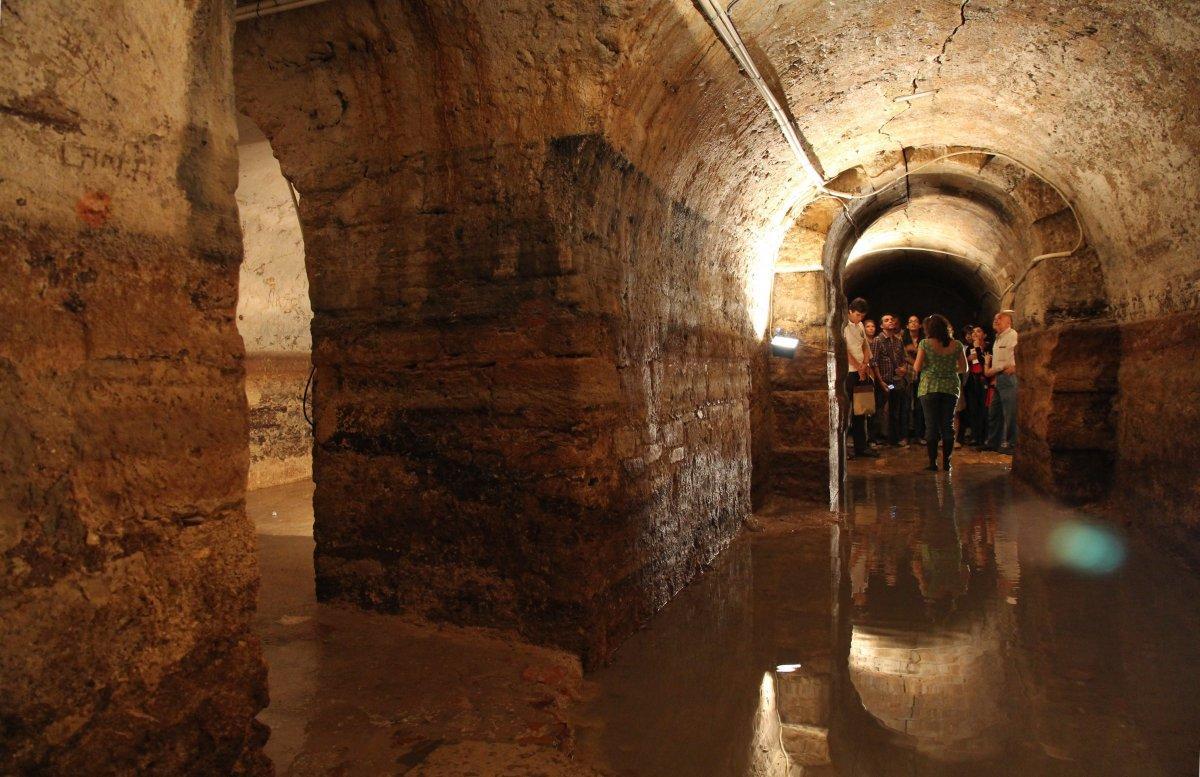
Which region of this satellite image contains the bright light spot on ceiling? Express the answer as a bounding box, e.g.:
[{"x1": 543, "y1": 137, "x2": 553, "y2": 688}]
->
[{"x1": 747, "y1": 187, "x2": 809, "y2": 338}]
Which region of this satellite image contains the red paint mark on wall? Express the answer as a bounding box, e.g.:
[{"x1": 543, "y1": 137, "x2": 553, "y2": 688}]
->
[{"x1": 75, "y1": 191, "x2": 111, "y2": 227}]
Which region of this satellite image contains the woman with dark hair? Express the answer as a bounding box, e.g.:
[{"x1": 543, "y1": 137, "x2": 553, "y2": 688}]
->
[{"x1": 912, "y1": 314, "x2": 968, "y2": 471}]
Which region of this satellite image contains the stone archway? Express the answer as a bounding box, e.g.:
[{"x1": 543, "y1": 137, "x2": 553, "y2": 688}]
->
[
  {"x1": 5, "y1": 1, "x2": 1200, "y2": 771},
  {"x1": 760, "y1": 145, "x2": 1105, "y2": 506}
]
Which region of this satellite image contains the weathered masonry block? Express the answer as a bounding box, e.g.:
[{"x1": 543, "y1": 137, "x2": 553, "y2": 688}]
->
[
  {"x1": 1, "y1": 2, "x2": 267, "y2": 772},
  {"x1": 303, "y1": 135, "x2": 751, "y2": 665}
]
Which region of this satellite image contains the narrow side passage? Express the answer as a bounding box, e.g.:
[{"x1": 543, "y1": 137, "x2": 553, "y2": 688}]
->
[
  {"x1": 842, "y1": 251, "x2": 998, "y2": 332},
  {"x1": 235, "y1": 114, "x2": 314, "y2": 491}
]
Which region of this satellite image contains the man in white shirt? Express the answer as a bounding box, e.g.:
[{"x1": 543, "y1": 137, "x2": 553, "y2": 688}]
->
[
  {"x1": 844, "y1": 297, "x2": 879, "y2": 458},
  {"x1": 985, "y1": 310, "x2": 1019, "y2": 453}
]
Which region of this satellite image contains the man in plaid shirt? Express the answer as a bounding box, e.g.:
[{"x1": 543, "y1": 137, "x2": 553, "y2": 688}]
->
[{"x1": 873, "y1": 314, "x2": 910, "y2": 446}]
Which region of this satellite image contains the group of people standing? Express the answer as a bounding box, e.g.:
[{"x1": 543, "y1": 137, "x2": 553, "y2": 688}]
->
[{"x1": 843, "y1": 298, "x2": 1020, "y2": 471}]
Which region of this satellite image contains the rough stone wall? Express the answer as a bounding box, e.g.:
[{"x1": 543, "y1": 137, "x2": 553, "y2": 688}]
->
[
  {"x1": 245, "y1": 353, "x2": 312, "y2": 490},
  {"x1": 1112, "y1": 313, "x2": 1200, "y2": 565},
  {"x1": 768, "y1": 271, "x2": 832, "y2": 502},
  {"x1": 235, "y1": 3, "x2": 752, "y2": 664},
  {"x1": 749, "y1": 344, "x2": 774, "y2": 508},
  {"x1": 236, "y1": 117, "x2": 312, "y2": 489},
  {"x1": 0, "y1": 2, "x2": 266, "y2": 773},
  {"x1": 1014, "y1": 215, "x2": 1198, "y2": 562},
  {"x1": 1014, "y1": 324, "x2": 1120, "y2": 504}
]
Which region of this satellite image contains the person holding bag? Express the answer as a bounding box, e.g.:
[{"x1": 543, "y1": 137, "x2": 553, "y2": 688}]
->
[{"x1": 844, "y1": 297, "x2": 879, "y2": 459}]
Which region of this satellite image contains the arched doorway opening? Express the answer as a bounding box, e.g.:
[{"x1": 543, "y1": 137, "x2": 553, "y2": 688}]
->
[
  {"x1": 843, "y1": 250, "x2": 1000, "y2": 334},
  {"x1": 235, "y1": 113, "x2": 314, "y2": 495},
  {"x1": 759, "y1": 146, "x2": 1110, "y2": 508}
]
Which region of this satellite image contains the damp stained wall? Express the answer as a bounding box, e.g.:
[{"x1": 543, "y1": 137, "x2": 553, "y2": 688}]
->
[{"x1": 0, "y1": 2, "x2": 268, "y2": 772}]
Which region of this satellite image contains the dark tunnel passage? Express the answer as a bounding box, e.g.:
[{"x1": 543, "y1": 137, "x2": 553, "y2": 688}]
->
[{"x1": 843, "y1": 250, "x2": 1000, "y2": 334}]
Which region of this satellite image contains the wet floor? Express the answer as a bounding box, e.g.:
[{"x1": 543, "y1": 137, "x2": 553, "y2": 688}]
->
[
  {"x1": 574, "y1": 449, "x2": 1200, "y2": 776},
  {"x1": 249, "y1": 449, "x2": 1200, "y2": 776},
  {"x1": 249, "y1": 480, "x2": 599, "y2": 776}
]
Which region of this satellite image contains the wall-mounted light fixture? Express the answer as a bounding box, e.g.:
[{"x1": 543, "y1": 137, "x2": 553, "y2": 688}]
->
[
  {"x1": 771, "y1": 329, "x2": 835, "y2": 358},
  {"x1": 770, "y1": 333, "x2": 800, "y2": 358}
]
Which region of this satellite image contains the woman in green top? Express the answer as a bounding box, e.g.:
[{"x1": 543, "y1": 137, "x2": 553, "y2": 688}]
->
[{"x1": 912, "y1": 314, "x2": 968, "y2": 471}]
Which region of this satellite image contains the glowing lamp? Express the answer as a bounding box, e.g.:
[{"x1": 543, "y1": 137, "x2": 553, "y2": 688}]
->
[{"x1": 770, "y1": 334, "x2": 800, "y2": 358}]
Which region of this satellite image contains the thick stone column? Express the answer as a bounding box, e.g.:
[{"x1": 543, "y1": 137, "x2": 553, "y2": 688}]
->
[
  {"x1": 236, "y1": 4, "x2": 752, "y2": 665},
  {"x1": 768, "y1": 271, "x2": 833, "y2": 502},
  {"x1": 0, "y1": 2, "x2": 266, "y2": 772}
]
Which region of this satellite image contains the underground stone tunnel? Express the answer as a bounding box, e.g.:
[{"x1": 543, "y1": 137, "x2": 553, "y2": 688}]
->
[{"x1": 2, "y1": 0, "x2": 1199, "y2": 774}]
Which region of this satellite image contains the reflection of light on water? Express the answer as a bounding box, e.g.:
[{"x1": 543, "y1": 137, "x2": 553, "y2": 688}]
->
[
  {"x1": 849, "y1": 624, "x2": 1007, "y2": 761},
  {"x1": 750, "y1": 671, "x2": 792, "y2": 776},
  {"x1": 1046, "y1": 521, "x2": 1126, "y2": 575}
]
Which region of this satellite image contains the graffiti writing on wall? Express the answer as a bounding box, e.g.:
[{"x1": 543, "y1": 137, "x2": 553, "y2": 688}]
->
[{"x1": 60, "y1": 140, "x2": 154, "y2": 183}]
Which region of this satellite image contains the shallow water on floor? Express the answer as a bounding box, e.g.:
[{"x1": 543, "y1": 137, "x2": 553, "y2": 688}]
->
[{"x1": 576, "y1": 455, "x2": 1200, "y2": 776}]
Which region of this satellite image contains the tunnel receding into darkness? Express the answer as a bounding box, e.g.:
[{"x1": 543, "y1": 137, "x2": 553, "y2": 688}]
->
[
  {"x1": 843, "y1": 249, "x2": 999, "y2": 332},
  {"x1": 4, "y1": 1, "x2": 1200, "y2": 773}
]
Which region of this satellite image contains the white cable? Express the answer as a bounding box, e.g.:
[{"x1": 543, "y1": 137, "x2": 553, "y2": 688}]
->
[
  {"x1": 235, "y1": 0, "x2": 332, "y2": 22},
  {"x1": 694, "y1": 0, "x2": 827, "y2": 189},
  {"x1": 816, "y1": 149, "x2": 1085, "y2": 302}
]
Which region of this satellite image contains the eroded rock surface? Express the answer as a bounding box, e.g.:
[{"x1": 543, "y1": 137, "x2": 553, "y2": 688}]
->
[{"x1": 1, "y1": 2, "x2": 267, "y2": 772}]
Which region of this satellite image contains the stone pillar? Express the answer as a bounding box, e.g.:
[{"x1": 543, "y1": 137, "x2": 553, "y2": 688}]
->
[
  {"x1": 768, "y1": 271, "x2": 833, "y2": 501},
  {"x1": 236, "y1": 5, "x2": 752, "y2": 665},
  {"x1": 0, "y1": 2, "x2": 266, "y2": 773}
]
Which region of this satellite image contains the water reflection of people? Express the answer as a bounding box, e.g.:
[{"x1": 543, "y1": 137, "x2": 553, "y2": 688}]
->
[
  {"x1": 848, "y1": 474, "x2": 979, "y2": 616},
  {"x1": 910, "y1": 477, "x2": 968, "y2": 608},
  {"x1": 844, "y1": 472, "x2": 1016, "y2": 767}
]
